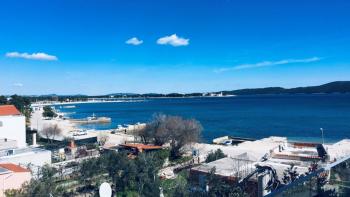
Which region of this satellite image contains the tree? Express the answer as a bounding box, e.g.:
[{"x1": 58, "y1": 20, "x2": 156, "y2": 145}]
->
[
  {"x1": 282, "y1": 164, "x2": 300, "y2": 185},
  {"x1": 167, "y1": 116, "x2": 202, "y2": 159},
  {"x1": 201, "y1": 167, "x2": 247, "y2": 197},
  {"x1": 168, "y1": 171, "x2": 190, "y2": 197},
  {"x1": 134, "y1": 153, "x2": 162, "y2": 196},
  {"x1": 140, "y1": 113, "x2": 202, "y2": 160},
  {"x1": 100, "y1": 151, "x2": 132, "y2": 193},
  {"x1": 138, "y1": 113, "x2": 168, "y2": 145},
  {"x1": 7, "y1": 95, "x2": 32, "y2": 122},
  {"x1": 43, "y1": 106, "x2": 57, "y2": 118},
  {"x1": 205, "y1": 149, "x2": 227, "y2": 163},
  {"x1": 5, "y1": 165, "x2": 66, "y2": 197},
  {"x1": 98, "y1": 133, "x2": 109, "y2": 146},
  {"x1": 99, "y1": 151, "x2": 164, "y2": 196},
  {"x1": 305, "y1": 161, "x2": 336, "y2": 196},
  {"x1": 41, "y1": 124, "x2": 62, "y2": 143},
  {"x1": 138, "y1": 124, "x2": 155, "y2": 144},
  {"x1": 0, "y1": 95, "x2": 7, "y2": 105},
  {"x1": 78, "y1": 157, "x2": 104, "y2": 193}
]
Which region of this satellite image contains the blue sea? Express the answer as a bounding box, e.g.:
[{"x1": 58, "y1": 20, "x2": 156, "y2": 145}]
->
[{"x1": 56, "y1": 94, "x2": 350, "y2": 143}]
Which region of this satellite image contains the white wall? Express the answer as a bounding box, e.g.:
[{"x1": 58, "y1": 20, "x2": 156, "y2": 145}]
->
[
  {"x1": 0, "y1": 171, "x2": 31, "y2": 196},
  {"x1": 0, "y1": 115, "x2": 26, "y2": 148},
  {"x1": 0, "y1": 149, "x2": 51, "y2": 167}
]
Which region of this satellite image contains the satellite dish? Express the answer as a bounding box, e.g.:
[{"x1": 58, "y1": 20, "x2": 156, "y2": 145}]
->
[{"x1": 99, "y1": 182, "x2": 112, "y2": 197}]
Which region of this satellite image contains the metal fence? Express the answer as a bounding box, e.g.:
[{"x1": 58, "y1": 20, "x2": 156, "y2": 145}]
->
[{"x1": 266, "y1": 155, "x2": 350, "y2": 197}]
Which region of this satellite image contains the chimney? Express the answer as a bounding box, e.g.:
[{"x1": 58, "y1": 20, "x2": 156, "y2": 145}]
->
[{"x1": 32, "y1": 133, "x2": 37, "y2": 146}]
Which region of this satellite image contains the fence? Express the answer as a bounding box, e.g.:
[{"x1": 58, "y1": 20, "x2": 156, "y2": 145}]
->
[{"x1": 266, "y1": 155, "x2": 350, "y2": 197}]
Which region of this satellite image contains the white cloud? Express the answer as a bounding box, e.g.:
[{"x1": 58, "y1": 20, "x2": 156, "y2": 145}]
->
[
  {"x1": 157, "y1": 34, "x2": 189, "y2": 46},
  {"x1": 13, "y1": 83, "x2": 23, "y2": 87},
  {"x1": 5, "y1": 52, "x2": 58, "y2": 61},
  {"x1": 214, "y1": 57, "x2": 321, "y2": 73},
  {"x1": 126, "y1": 37, "x2": 143, "y2": 45}
]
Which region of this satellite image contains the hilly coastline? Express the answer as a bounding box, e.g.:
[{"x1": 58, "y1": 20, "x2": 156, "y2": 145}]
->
[
  {"x1": 15, "y1": 81, "x2": 350, "y2": 100},
  {"x1": 221, "y1": 81, "x2": 350, "y2": 96}
]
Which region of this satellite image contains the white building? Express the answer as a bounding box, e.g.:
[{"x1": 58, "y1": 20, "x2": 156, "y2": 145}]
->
[
  {"x1": 0, "y1": 105, "x2": 51, "y2": 167},
  {"x1": 0, "y1": 144, "x2": 52, "y2": 167},
  {"x1": 0, "y1": 105, "x2": 26, "y2": 148},
  {"x1": 0, "y1": 163, "x2": 31, "y2": 196}
]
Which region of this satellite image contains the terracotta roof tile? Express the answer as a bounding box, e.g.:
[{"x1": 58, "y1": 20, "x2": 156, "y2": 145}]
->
[
  {"x1": 0, "y1": 105, "x2": 21, "y2": 116},
  {"x1": 0, "y1": 163, "x2": 30, "y2": 173},
  {"x1": 120, "y1": 143, "x2": 162, "y2": 151}
]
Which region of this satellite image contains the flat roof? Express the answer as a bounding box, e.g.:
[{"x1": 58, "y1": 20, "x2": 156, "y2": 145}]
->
[
  {"x1": 0, "y1": 147, "x2": 51, "y2": 158},
  {"x1": 191, "y1": 155, "x2": 256, "y2": 178}
]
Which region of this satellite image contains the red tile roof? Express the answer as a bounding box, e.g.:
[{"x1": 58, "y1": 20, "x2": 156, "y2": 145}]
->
[
  {"x1": 0, "y1": 163, "x2": 30, "y2": 173},
  {"x1": 0, "y1": 105, "x2": 21, "y2": 116},
  {"x1": 120, "y1": 143, "x2": 162, "y2": 151}
]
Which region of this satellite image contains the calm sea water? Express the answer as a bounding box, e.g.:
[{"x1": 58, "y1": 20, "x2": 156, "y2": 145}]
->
[{"x1": 56, "y1": 94, "x2": 350, "y2": 143}]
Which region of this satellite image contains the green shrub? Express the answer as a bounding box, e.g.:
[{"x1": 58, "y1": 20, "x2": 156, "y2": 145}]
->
[{"x1": 205, "y1": 149, "x2": 227, "y2": 163}]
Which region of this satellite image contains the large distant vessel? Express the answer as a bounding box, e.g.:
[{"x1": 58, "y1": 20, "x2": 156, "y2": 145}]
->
[{"x1": 70, "y1": 113, "x2": 111, "y2": 124}]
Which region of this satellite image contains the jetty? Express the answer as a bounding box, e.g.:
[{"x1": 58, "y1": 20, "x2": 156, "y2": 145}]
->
[{"x1": 68, "y1": 113, "x2": 111, "y2": 124}]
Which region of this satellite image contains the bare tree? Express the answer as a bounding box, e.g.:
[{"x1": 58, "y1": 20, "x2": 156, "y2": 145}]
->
[
  {"x1": 139, "y1": 113, "x2": 202, "y2": 159},
  {"x1": 41, "y1": 124, "x2": 62, "y2": 144},
  {"x1": 138, "y1": 113, "x2": 167, "y2": 144},
  {"x1": 137, "y1": 126, "x2": 151, "y2": 144},
  {"x1": 98, "y1": 133, "x2": 109, "y2": 146},
  {"x1": 167, "y1": 116, "x2": 202, "y2": 159}
]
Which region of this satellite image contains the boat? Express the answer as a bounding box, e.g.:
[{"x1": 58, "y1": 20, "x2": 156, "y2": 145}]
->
[
  {"x1": 63, "y1": 105, "x2": 76, "y2": 109},
  {"x1": 72, "y1": 129, "x2": 88, "y2": 136}
]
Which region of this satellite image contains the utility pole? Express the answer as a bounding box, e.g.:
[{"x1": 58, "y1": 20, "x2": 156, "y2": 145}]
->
[{"x1": 320, "y1": 128, "x2": 325, "y2": 145}]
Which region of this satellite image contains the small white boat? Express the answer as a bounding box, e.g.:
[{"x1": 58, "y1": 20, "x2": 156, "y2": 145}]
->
[
  {"x1": 72, "y1": 129, "x2": 87, "y2": 136},
  {"x1": 63, "y1": 105, "x2": 76, "y2": 109}
]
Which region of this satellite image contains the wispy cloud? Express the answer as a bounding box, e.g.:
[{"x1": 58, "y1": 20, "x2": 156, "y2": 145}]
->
[
  {"x1": 214, "y1": 57, "x2": 321, "y2": 73},
  {"x1": 13, "y1": 83, "x2": 23, "y2": 87},
  {"x1": 126, "y1": 37, "x2": 143, "y2": 45},
  {"x1": 5, "y1": 52, "x2": 58, "y2": 61},
  {"x1": 157, "y1": 34, "x2": 189, "y2": 47}
]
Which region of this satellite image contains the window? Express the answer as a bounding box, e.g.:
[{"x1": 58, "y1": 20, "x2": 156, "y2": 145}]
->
[{"x1": 7, "y1": 149, "x2": 14, "y2": 156}]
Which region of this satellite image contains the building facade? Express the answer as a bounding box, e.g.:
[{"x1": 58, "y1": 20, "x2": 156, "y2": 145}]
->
[
  {"x1": 0, "y1": 163, "x2": 31, "y2": 196},
  {"x1": 0, "y1": 105, "x2": 51, "y2": 167},
  {"x1": 0, "y1": 105, "x2": 26, "y2": 148}
]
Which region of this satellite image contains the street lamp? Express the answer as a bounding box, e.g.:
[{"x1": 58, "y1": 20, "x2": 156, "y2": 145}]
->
[{"x1": 320, "y1": 128, "x2": 325, "y2": 145}]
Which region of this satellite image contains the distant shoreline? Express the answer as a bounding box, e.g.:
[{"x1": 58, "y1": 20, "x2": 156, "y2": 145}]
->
[
  {"x1": 9, "y1": 81, "x2": 350, "y2": 99},
  {"x1": 30, "y1": 92, "x2": 350, "y2": 106}
]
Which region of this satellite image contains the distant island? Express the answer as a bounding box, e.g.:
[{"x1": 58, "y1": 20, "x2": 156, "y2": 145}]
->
[
  {"x1": 4, "y1": 81, "x2": 350, "y2": 102},
  {"x1": 221, "y1": 81, "x2": 350, "y2": 96}
]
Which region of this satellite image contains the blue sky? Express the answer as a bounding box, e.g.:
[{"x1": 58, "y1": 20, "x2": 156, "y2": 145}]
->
[{"x1": 1, "y1": 0, "x2": 350, "y2": 95}]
